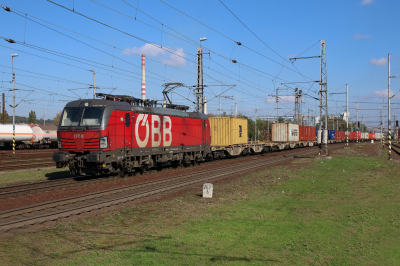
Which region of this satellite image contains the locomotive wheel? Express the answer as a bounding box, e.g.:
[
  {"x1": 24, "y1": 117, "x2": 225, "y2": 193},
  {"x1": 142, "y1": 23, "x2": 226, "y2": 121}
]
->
[
  {"x1": 139, "y1": 167, "x2": 147, "y2": 175},
  {"x1": 183, "y1": 154, "x2": 191, "y2": 165},
  {"x1": 171, "y1": 161, "x2": 180, "y2": 168},
  {"x1": 118, "y1": 170, "x2": 125, "y2": 178},
  {"x1": 70, "y1": 168, "x2": 77, "y2": 177}
]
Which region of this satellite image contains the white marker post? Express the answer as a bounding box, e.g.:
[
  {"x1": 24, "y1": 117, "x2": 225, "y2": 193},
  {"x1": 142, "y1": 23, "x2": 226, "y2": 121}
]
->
[{"x1": 203, "y1": 183, "x2": 213, "y2": 198}]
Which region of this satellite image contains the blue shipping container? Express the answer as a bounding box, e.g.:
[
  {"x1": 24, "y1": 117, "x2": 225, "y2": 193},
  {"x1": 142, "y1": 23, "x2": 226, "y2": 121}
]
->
[{"x1": 328, "y1": 130, "x2": 335, "y2": 140}]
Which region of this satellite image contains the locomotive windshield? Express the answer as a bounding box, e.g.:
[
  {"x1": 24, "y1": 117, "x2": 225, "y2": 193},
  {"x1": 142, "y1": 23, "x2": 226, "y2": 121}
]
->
[{"x1": 61, "y1": 107, "x2": 104, "y2": 127}]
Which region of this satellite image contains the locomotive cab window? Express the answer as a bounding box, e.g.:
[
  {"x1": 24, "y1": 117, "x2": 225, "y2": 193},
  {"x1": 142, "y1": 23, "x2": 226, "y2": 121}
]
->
[
  {"x1": 81, "y1": 107, "x2": 104, "y2": 126},
  {"x1": 61, "y1": 107, "x2": 80, "y2": 127},
  {"x1": 125, "y1": 113, "x2": 130, "y2": 127},
  {"x1": 60, "y1": 107, "x2": 104, "y2": 127}
]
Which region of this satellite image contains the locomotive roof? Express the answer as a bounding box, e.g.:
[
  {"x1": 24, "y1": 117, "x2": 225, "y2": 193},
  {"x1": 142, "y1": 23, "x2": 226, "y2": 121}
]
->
[{"x1": 65, "y1": 99, "x2": 208, "y2": 119}]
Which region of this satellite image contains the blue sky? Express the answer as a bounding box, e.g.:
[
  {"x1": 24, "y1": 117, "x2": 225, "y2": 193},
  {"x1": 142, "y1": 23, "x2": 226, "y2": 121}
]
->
[{"x1": 0, "y1": 0, "x2": 399, "y2": 128}]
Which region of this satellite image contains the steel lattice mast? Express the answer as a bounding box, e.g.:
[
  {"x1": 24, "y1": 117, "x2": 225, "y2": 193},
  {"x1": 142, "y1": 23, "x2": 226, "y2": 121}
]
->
[
  {"x1": 196, "y1": 47, "x2": 204, "y2": 113},
  {"x1": 319, "y1": 40, "x2": 329, "y2": 156}
]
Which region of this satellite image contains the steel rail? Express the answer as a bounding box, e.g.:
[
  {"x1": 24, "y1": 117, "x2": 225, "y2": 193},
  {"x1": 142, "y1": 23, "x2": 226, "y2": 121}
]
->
[
  {"x1": 390, "y1": 143, "x2": 400, "y2": 155},
  {"x1": 0, "y1": 145, "x2": 322, "y2": 197},
  {"x1": 0, "y1": 146, "x2": 338, "y2": 231}
]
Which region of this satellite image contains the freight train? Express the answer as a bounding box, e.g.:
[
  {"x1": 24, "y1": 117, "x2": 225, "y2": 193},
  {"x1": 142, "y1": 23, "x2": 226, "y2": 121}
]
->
[
  {"x1": 0, "y1": 124, "x2": 57, "y2": 149},
  {"x1": 53, "y1": 93, "x2": 383, "y2": 176}
]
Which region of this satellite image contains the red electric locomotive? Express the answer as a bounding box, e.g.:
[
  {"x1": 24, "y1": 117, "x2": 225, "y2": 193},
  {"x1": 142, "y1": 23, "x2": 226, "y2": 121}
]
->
[{"x1": 53, "y1": 94, "x2": 211, "y2": 176}]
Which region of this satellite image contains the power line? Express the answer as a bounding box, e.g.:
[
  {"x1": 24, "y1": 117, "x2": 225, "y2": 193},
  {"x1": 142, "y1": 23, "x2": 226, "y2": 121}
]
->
[
  {"x1": 5, "y1": 5, "x2": 199, "y2": 79},
  {"x1": 158, "y1": 0, "x2": 315, "y2": 82},
  {"x1": 45, "y1": 0, "x2": 192, "y2": 62},
  {"x1": 218, "y1": 0, "x2": 286, "y2": 63},
  {"x1": 0, "y1": 43, "x2": 163, "y2": 87},
  {"x1": 22, "y1": 2, "x2": 314, "y2": 96},
  {"x1": 0, "y1": 64, "x2": 91, "y2": 85}
]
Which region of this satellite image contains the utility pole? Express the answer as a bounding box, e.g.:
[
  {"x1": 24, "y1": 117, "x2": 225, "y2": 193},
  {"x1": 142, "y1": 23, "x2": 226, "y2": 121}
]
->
[
  {"x1": 267, "y1": 111, "x2": 270, "y2": 141},
  {"x1": 294, "y1": 88, "x2": 298, "y2": 124},
  {"x1": 11, "y1": 54, "x2": 18, "y2": 155},
  {"x1": 43, "y1": 107, "x2": 46, "y2": 126},
  {"x1": 383, "y1": 96, "x2": 385, "y2": 148},
  {"x1": 381, "y1": 110, "x2": 383, "y2": 147},
  {"x1": 362, "y1": 115, "x2": 364, "y2": 142},
  {"x1": 255, "y1": 108, "x2": 257, "y2": 142},
  {"x1": 235, "y1": 103, "x2": 237, "y2": 117},
  {"x1": 276, "y1": 86, "x2": 280, "y2": 122},
  {"x1": 2, "y1": 93, "x2": 5, "y2": 124},
  {"x1": 196, "y1": 47, "x2": 204, "y2": 113},
  {"x1": 388, "y1": 53, "x2": 392, "y2": 160},
  {"x1": 205, "y1": 97, "x2": 208, "y2": 114},
  {"x1": 318, "y1": 40, "x2": 328, "y2": 156},
  {"x1": 92, "y1": 69, "x2": 95, "y2": 99},
  {"x1": 346, "y1": 84, "x2": 349, "y2": 147},
  {"x1": 356, "y1": 102, "x2": 359, "y2": 143},
  {"x1": 299, "y1": 90, "x2": 303, "y2": 126},
  {"x1": 219, "y1": 99, "x2": 221, "y2": 116},
  {"x1": 351, "y1": 118, "x2": 353, "y2": 132},
  {"x1": 196, "y1": 38, "x2": 207, "y2": 113}
]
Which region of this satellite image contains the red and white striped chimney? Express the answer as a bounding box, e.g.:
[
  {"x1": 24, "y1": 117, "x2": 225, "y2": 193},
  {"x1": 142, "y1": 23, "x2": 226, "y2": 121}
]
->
[{"x1": 141, "y1": 54, "x2": 146, "y2": 102}]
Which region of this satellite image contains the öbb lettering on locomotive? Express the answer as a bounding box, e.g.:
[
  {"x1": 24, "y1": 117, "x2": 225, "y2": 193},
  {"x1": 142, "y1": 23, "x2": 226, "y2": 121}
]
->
[{"x1": 135, "y1": 114, "x2": 172, "y2": 148}]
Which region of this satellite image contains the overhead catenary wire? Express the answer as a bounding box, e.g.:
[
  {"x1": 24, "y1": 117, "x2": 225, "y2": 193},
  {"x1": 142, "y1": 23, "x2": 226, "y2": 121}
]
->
[
  {"x1": 0, "y1": 43, "x2": 165, "y2": 88},
  {"x1": 9, "y1": 11, "x2": 182, "y2": 84},
  {"x1": 158, "y1": 0, "x2": 315, "y2": 83},
  {"x1": 1, "y1": 37, "x2": 166, "y2": 84},
  {"x1": 4, "y1": 2, "x2": 316, "y2": 97},
  {"x1": 4, "y1": 4, "x2": 199, "y2": 78},
  {"x1": 0, "y1": 64, "x2": 91, "y2": 85},
  {"x1": 5, "y1": 5, "x2": 276, "y2": 97}
]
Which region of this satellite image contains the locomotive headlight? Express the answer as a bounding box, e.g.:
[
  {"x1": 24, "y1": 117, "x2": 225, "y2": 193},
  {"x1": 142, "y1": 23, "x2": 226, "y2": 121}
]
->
[
  {"x1": 100, "y1": 136, "x2": 108, "y2": 149},
  {"x1": 57, "y1": 137, "x2": 62, "y2": 149}
]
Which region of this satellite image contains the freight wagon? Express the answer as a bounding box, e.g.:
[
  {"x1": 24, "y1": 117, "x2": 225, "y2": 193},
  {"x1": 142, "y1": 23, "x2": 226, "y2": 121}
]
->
[
  {"x1": 53, "y1": 94, "x2": 373, "y2": 176},
  {"x1": 0, "y1": 124, "x2": 57, "y2": 149}
]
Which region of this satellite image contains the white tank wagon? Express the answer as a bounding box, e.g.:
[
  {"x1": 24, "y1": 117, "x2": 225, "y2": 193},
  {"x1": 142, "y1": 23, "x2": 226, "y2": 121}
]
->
[
  {"x1": 31, "y1": 126, "x2": 44, "y2": 143},
  {"x1": 0, "y1": 124, "x2": 58, "y2": 149},
  {"x1": 0, "y1": 124, "x2": 33, "y2": 142},
  {"x1": 29, "y1": 126, "x2": 57, "y2": 148},
  {"x1": 0, "y1": 124, "x2": 34, "y2": 149},
  {"x1": 42, "y1": 130, "x2": 57, "y2": 142}
]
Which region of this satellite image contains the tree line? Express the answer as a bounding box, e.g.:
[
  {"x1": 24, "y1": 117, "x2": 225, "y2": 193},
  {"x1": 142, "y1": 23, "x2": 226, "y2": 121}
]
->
[{"x1": 0, "y1": 110, "x2": 62, "y2": 126}]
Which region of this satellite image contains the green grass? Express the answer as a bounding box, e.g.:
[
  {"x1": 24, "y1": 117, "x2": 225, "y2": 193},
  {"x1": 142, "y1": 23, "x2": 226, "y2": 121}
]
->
[
  {"x1": 2, "y1": 144, "x2": 400, "y2": 265},
  {"x1": 0, "y1": 167, "x2": 70, "y2": 187}
]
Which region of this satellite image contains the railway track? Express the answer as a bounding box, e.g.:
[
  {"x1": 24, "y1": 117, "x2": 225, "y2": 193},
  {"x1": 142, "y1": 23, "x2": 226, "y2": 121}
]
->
[
  {"x1": 390, "y1": 142, "x2": 400, "y2": 155},
  {"x1": 0, "y1": 150, "x2": 56, "y2": 172},
  {"x1": 0, "y1": 149, "x2": 57, "y2": 156},
  {"x1": 0, "y1": 145, "x2": 325, "y2": 199},
  {"x1": 0, "y1": 145, "x2": 342, "y2": 231}
]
